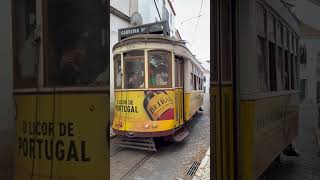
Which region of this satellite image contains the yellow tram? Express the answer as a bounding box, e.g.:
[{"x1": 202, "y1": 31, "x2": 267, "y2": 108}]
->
[
  {"x1": 213, "y1": 0, "x2": 300, "y2": 179},
  {"x1": 12, "y1": 0, "x2": 108, "y2": 179},
  {"x1": 112, "y1": 23, "x2": 205, "y2": 149}
]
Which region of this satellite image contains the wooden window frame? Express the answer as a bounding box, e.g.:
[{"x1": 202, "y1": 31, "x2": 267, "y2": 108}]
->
[{"x1": 147, "y1": 50, "x2": 173, "y2": 89}]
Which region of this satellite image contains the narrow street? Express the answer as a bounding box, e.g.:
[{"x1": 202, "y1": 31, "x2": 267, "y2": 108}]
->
[
  {"x1": 110, "y1": 93, "x2": 210, "y2": 180},
  {"x1": 263, "y1": 105, "x2": 320, "y2": 179}
]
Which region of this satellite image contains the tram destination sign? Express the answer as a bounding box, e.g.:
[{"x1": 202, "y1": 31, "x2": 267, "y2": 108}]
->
[{"x1": 119, "y1": 21, "x2": 170, "y2": 41}]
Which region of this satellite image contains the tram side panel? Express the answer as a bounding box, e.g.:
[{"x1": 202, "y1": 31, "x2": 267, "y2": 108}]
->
[
  {"x1": 240, "y1": 94, "x2": 299, "y2": 178},
  {"x1": 112, "y1": 90, "x2": 176, "y2": 136},
  {"x1": 14, "y1": 93, "x2": 109, "y2": 180}
]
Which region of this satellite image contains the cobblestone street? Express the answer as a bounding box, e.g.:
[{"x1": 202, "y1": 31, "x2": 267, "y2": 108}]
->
[{"x1": 263, "y1": 105, "x2": 320, "y2": 179}]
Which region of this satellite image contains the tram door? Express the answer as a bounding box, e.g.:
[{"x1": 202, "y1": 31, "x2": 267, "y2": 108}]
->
[
  {"x1": 175, "y1": 57, "x2": 184, "y2": 127},
  {"x1": 212, "y1": 0, "x2": 237, "y2": 179}
]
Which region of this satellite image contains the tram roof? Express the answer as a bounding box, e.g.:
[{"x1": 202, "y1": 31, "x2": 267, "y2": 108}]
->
[{"x1": 113, "y1": 34, "x2": 204, "y2": 72}]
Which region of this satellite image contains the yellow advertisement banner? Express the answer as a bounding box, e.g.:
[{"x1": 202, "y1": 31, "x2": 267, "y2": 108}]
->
[{"x1": 113, "y1": 90, "x2": 175, "y2": 132}]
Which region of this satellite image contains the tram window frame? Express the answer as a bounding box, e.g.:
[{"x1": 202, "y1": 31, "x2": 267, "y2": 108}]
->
[
  {"x1": 290, "y1": 54, "x2": 295, "y2": 90},
  {"x1": 276, "y1": 21, "x2": 282, "y2": 46},
  {"x1": 257, "y1": 36, "x2": 269, "y2": 92},
  {"x1": 148, "y1": 50, "x2": 172, "y2": 89},
  {"x1": 123, "y1": 50, "x2": 145, "y2": 89},
  {"x1": 295, "y1": 55, "x2": 299, "y2": 89},
  {"x1": 13, "y1": 0, "x2": 38, "y2": 89},
  {"x1": 268, "y1": 13, "x2": 276, "y2": 43},
  {"x1": 256, "y1": 3, "x2": 266, "y2": 38},
  {"x1": 277, "y1": 47, "x2": 284, "y2": 91},
  {"x1": 284, "y1": 50, "x2": 290, "y2": 90},
  {"x1": 114, "y1": 54, "x2": 122, "y2": 89},
  {"x1": 269, "y1": 42, "x2": 277, "y2": 91},
  {"x1": 190, "y1": 73, "x2": 194, "y2": 90},
  {"x1": 44, "y1": 0, "x2": 108, "y2": 88}
]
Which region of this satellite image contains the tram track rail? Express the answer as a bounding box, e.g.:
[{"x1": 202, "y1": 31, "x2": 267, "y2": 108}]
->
[
  {"x1": 110, "y1": 147, "x2": 126, "y2": 157},
  {"x1": 119, "y1": 151, "x2": 155, "y2": 180}
]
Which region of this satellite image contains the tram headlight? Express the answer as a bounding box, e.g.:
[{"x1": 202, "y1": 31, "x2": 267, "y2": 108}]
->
[{"x1": 144, "y1": 123, "x2": 151, "y2": 129}]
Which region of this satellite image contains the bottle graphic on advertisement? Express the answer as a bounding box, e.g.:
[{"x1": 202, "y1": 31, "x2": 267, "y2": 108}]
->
[{"x1": 143, "y1": 90, "x2": 174, "y2": 120}]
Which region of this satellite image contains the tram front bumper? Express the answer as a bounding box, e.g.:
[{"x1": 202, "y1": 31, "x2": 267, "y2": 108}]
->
[{"x1": 112, "y1": 128, "x2": 175, "y2": 137}]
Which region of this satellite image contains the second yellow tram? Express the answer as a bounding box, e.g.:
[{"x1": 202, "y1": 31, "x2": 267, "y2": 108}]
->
[{"x1": 111, "y1": 30, "x2": 205, "y2": 146}]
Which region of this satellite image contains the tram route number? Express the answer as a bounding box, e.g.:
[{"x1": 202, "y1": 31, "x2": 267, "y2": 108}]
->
[{"x1": 17, "y1": 121, "x2": 91, "y2": 162}]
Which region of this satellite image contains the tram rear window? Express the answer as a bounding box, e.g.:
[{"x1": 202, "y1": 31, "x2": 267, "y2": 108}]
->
[
  {"x1": 124, "y1": 51, "x2": 145, "y2": 89},
  {"x1": 148, "y1": 51, "x2": 172, "y2": 88},
  {"x1": 45, "y1": 0, "x2": 108, "y2": 87}
]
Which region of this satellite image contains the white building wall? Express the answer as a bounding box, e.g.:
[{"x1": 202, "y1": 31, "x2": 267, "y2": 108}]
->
[
  {"x1": 109, "y1": 14, "x2": 130, "y2": 108},
  {"x1": 138, "y1": 0, "x2": 161, "y2": 24},
  {"x1": 0, "y1": 0, "x2": 14, "y2": 178},
  {"x1": 300, "y1": 37, "x2": 320, "y2": 104}
]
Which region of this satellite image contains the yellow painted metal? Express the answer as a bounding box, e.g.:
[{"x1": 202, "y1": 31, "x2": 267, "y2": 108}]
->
[
  {"x1": 14, "y1": 94, "x2": 109, "y2": 180},
  {"x1": 112, "y1": 89, "x2": 204, "y2": 133},
  {"x1": 212, "y1": 86, "x2": 234, "y2": 180},
  {"x1": 239, "y1": 100, "x2": 255, "y2": 180},
  {"x1": 239, "y1": 94, "x2": 299, "y2": 179},
  {"x1": 184, "y1": 91, "x2": 204, "y2": 121}
]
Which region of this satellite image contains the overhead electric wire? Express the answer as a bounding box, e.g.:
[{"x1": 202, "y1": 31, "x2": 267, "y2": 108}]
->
[{"x1": 191, "y1": 0, "x2": 204, "y2": 46}]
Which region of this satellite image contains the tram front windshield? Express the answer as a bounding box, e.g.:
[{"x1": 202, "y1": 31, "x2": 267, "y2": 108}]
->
[{"x1": 115, "y1": 50, "x2": 172, "y2": 89}]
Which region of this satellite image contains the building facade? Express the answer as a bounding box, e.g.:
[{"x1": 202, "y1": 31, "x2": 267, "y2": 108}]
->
[
  {"x1": 299, "y1": 23, "x2": 320, "y2": 105},
  {"x1": 110, "y1": 0, "x2": 177, "y2": 107}
]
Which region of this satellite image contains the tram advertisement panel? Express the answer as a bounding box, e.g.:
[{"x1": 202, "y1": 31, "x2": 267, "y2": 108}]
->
[
  {"x1": 113, "y1": 90, "x2": 175, "y2": 132},
  {"x1": 14, "y1": 94, "x2": 108, "y2": 180}
]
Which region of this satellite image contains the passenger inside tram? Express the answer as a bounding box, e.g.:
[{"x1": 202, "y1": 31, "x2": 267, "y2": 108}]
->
[
  {"x1": 148, "y1": 51, "x2": 169, "y2": 87},
  {"x1": 59, "y1": 39, "x2": 88, "y2": 86}
]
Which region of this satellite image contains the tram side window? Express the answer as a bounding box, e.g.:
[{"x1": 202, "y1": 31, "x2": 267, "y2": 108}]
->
[
  {"x1": 148, "y1": 51, "x2": 171, "y2": 88},
  {"x1": 46, "y1": 0, "x2": 108, "y2": 87},
  {"x1": 124, "y1": 50, "x2": 145, "y2": 89},
  {"x1": 269, "y1": 42, "x2": 277, "y2": 91},
  {"x1": 290, "y1": 54, "x2": 295, "y2": 89},
  {"x1": 194, "y1": 74, "x2": 197, "y2": 90},
  {"x1": 114, "y1": 55, "x2": 122, "y2": 89},
  {"x1": 277, "y1": 47, "x2": 284, "y2": 91},
  {"x1": 295, "y1": 56, "x2": 299, "y2": 89},
  {"x1": 13, "y1": 0, "x2": 38, "y2": 88},
  {"x1": 257, "y1": 37, "x2": 268, "y2": 92},
  {"x1": 284, "y1": 51, "x2": 290, "y2": 90}
]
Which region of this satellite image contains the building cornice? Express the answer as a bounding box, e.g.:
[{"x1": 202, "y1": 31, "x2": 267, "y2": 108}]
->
[{"x1": 110, "y1": 6, "x2": 130, "y2": 22}]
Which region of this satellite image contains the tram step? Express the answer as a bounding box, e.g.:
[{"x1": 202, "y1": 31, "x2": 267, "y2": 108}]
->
[
  {"x1": 113, "y1": 136, "x2": 157, "y2": 151},
  {"x1": 172, "y1": 127, "x2": 189, "y2": 142}
]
